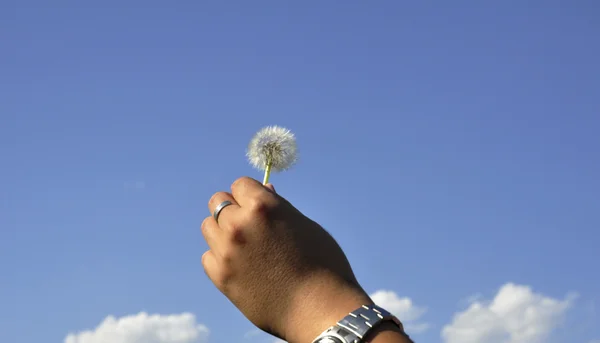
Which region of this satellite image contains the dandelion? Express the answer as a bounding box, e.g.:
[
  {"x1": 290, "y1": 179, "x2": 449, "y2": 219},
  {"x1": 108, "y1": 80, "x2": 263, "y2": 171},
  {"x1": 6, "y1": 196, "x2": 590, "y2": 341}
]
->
[{"x1": 247, "y1": 126, "x2": 298, "y2": 184}]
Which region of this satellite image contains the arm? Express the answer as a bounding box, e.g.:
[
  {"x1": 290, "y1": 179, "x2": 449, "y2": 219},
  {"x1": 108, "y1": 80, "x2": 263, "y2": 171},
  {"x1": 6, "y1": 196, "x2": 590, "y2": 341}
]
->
[{"x1": 201, "y1": 177, "x2": 415, "y2": 343}]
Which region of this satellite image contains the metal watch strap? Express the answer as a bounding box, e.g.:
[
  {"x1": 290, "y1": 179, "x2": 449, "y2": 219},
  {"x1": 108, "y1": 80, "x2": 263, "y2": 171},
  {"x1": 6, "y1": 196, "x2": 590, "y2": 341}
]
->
[{"x1": 312, "y1": 304, "x2": 412, "y2": 343}]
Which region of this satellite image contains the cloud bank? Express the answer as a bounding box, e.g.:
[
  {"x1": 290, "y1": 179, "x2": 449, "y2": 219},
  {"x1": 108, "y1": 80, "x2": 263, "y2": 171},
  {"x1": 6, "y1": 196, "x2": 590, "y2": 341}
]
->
[
  {"x1": 64, "y1": 312, "x2": 209, "y2": 343},
  {"x1": 442, "y1": 283, "x2": 576, "y2": 343},
  {"x1": 64, "y1": 283, "x2": 580, "y2": 343}
]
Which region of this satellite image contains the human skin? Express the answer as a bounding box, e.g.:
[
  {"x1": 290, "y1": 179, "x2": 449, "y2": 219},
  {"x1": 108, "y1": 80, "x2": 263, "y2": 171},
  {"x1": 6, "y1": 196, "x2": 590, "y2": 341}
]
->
[{"x1": 201, "y1": 177, "x2": 412, "y2": 343}]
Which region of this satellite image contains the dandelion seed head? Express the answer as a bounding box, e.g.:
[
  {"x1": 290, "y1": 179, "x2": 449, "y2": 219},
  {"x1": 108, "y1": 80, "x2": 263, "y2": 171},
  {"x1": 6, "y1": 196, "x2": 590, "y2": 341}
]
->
[{"x1": 247, "y1": 126, "x2": 297, "y2": 172}]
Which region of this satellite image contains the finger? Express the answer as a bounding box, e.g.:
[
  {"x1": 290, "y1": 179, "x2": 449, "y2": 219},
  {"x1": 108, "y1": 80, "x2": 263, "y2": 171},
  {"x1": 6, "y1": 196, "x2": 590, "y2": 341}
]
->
[
  {"x1": 265, "y1": 183, "x2": 276, "y2": 193},
  {"x1": 208, "y1": 191, "x2": 240, "y2": 227},
  {"x1": 231, "y1": 176, "x2": 275, "y2": 207},
  {"x1": 201, "y1": 250, "x2": 219, "y2": 284},
  {"x1": 201, "y1": 216, "x2": 224, "y2": 255}
]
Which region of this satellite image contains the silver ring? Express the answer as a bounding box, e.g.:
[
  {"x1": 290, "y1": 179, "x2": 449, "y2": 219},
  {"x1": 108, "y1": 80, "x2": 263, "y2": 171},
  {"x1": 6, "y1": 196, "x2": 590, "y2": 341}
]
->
[{"x1": 213, "y1": 200, "x2": 233, "y2": 223}]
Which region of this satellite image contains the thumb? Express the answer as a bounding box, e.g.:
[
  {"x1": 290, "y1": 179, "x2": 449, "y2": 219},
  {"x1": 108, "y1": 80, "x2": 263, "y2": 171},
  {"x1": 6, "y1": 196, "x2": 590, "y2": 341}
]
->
[{"x1": 264, "y1": 183, "x2": 276, "y2": 193}]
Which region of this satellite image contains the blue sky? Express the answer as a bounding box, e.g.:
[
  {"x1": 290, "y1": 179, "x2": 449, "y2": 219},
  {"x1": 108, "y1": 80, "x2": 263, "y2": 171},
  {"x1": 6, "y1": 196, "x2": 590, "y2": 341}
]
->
[{"x1": 1, "y1": 1, "x2": 599, "y2": 343}]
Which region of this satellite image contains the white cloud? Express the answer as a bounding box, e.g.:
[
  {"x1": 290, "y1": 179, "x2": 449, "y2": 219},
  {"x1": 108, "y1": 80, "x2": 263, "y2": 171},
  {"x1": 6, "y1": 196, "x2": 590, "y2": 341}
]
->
[
  {"x1": 370, "y1": 290, "x2": 430, "y2": 334},
  {"x1": 64, "y1": 312, "x2": 209, "y2": 343},
  {"x1": 441, "y1": 283, "x2": 577, "y2": 343}
]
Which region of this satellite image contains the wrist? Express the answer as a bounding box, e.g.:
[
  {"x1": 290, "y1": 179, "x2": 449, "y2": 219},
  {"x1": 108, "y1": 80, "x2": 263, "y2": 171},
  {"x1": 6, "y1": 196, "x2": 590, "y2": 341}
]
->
[{"x1": 283, "y1": 274, "x2": 372, "y2": 343}]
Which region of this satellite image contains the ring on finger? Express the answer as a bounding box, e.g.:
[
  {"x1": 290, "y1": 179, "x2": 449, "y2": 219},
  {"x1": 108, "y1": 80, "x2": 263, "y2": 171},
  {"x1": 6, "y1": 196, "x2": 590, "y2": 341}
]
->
[{"x1": 213, "y1": 200, "x2": 233, "y2": 223}]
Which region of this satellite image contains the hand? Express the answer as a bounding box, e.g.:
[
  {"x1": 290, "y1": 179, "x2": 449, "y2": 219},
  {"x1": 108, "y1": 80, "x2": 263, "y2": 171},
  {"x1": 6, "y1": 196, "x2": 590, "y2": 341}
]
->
[{"x1": 201, "y1": 177, "x2": 373, "y2": 342}]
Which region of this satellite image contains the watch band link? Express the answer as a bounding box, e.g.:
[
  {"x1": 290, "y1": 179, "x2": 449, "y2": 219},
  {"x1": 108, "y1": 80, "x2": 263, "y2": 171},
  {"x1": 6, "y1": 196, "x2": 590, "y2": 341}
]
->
[{"x1": 312, "y1": 304, "x2": 413, "y2": 343}]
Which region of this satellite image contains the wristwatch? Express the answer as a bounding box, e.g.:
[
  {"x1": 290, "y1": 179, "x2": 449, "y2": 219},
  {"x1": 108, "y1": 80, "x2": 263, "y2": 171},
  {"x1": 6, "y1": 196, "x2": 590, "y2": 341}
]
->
[{"x1": 311, "y1": 304, "x2": 409, "y2": 343}]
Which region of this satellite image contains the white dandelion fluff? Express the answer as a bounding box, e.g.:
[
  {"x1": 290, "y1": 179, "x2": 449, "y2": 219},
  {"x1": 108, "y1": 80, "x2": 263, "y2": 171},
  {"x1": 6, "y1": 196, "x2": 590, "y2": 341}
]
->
[{"x1": 247, "y1": 126, "x2": 297, "y2": 184}]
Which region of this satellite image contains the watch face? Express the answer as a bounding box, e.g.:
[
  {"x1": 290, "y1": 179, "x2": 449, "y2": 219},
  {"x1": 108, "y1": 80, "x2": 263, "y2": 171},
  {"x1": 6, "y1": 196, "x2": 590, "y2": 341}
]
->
[{"x1": 318, "y1": 337, "x2": 343, "y2": 343}]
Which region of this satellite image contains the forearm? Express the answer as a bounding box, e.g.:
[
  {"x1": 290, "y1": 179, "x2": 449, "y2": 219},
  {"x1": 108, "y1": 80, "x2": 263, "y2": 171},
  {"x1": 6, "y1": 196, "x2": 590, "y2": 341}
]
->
[{"x1": 365, "y1": 322, "x2": 414, "y2": 343}]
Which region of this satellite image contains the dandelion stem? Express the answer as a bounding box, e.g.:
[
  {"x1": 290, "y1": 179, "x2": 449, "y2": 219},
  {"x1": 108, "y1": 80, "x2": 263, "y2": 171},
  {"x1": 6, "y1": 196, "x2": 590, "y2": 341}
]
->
[{"x1": 262, "y1": 158, "x2": 273, "y2": 185}]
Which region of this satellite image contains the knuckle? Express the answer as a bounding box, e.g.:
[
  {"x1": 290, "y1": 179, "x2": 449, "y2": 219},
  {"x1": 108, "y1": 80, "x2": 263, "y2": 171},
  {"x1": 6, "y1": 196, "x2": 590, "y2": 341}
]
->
[
  {"x1": 226, "y1": 221, "x2": 244, "y2": 236},
  {"x1": 227, "y1": 225, "x2": 247, "y2": 245},
  {"x1": 221, "y1": 251, "x2": 235, "y2": 267},
  {"x1": 227, "y1": 220, "x2": 242, "y2": 232},
  {"x1": 248, "y1": 196, "x2": 276, "y2": 215},
  {"x1": 231, "y1": 176, "x2": 250, "y2": 189},
  {"x1": 216, "y1": 264, "x2": 235, "y2": 286}
]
